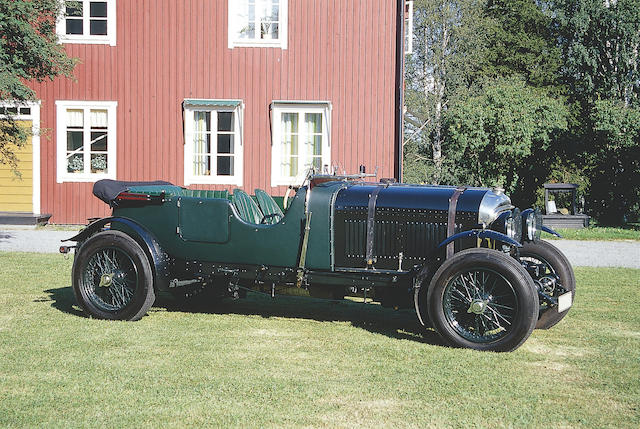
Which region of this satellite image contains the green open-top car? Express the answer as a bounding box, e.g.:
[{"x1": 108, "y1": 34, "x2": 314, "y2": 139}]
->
[{"x1": 62, "y1": 175, "x2": 575, "y2": 352}]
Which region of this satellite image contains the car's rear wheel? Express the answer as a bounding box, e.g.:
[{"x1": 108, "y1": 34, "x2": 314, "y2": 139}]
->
[
  {"x1": 72, "y1": 231, "x2": 155, "y2": 320},
  {"x1": 426, "y1": 248, "x2": 538, "y2": 352},
  {"x1": 520, "y1": 240, "x2": 575, "y2": 329}
]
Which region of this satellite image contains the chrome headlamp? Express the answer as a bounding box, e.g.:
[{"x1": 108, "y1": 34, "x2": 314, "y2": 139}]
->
[
  {"x1": 491, "y1": 209, "x2": 521, "y2": 242},
  {"x1": 521, "y1": 208, "x2": 541, "y2": 241}
]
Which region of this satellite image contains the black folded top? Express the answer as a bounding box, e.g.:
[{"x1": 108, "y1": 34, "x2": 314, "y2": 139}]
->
[{"x1": 93, "y1": 179, "x2": 173, "y2": 205}]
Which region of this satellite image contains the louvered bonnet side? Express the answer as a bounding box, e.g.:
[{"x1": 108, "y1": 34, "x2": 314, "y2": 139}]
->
[{"x1": 332, "y1": 184, "x2": 488, "y2": 270}]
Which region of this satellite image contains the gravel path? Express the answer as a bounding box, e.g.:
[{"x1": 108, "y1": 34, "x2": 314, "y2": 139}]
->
[
  {"x1": 0, "y1": 227, "x2": 78, "y2": 254},
  {"x1": 545, "y1": 239, "x2": 640, "y2": 269},
  {"x1": 1, "y1": 227, "x2": 638, "y2": 268}
]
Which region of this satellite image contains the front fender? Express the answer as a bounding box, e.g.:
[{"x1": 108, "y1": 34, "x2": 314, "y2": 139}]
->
[
  {"x1": 436, "y1": 229, "x2": 522, "y2": 251},
  {"x1": 65, "y1": 217, "x2": 171, "y2": 292}
]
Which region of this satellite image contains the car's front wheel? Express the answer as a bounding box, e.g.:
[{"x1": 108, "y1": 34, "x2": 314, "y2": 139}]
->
[
  {"x1": 520, "y1": 240, "x2": 575, "y2": 329},
  {"x1": 72, "y1": 231, "x2": 155, "y2": 320},
  {"x1": 426, "y1": 248, "x2": 539, "y2": 352}
]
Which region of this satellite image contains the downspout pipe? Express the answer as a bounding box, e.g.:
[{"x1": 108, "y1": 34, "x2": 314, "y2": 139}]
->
[{"x1": 394, "y1": 0, "x2": 406, "y2": 182}]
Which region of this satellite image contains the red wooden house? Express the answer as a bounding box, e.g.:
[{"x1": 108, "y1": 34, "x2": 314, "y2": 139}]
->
[{"x1": 4, "y1": 0, "x2": 408, "y2": 224}]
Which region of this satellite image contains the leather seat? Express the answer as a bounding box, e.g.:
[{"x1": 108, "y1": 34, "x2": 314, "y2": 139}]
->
[
  {"x1": 255, "y1": 189, "x2": 284, "y2": 225},
  {"x1": 232, "y1": 189, "x2": 264, "y2": 224}
]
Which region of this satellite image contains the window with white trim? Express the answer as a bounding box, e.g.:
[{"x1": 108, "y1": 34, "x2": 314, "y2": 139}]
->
[
  {"x1": 183, "y1": 100, "x2": 244, "y2": 186},
  {"x1": 57, "y1": 0, "x2": 116, "y2": 46},
  {"x1": 271, "y1": 102, "x2": 331, "y2": 187},
  {"x1": 405, "y1": 1, "x2": 414, "y2": 54},
  {"x1": 56, "y1": 101, "x2": 117, "y2": 183},
  {"x1": 228, "y1": 0, "x2": 288, "y2": 49}
]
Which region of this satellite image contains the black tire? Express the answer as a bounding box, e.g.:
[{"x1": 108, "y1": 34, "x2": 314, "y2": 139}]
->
[
  {"x1": 72, "y1": 231, "x2": 155, "y2": 321},
  {"x1": 426, "y1": 248, "x2": 539, "y2": 352},
  {"x1": 520, "y1": 240, "x2": 575, "y2": 329}
]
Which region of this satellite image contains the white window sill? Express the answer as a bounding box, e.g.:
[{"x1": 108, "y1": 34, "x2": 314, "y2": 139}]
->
[
  {"x1": 229, "y1": 40, "x2": 286, "y2": 49},
  {"x1": 57, "y1": 173, "x2": 115, "y2": 183},
  {"x1": 186, "y1": 176, "x2": 243, "y2": 186},
  {"x1": 59, "y1": 36, "x2": 116, "y2": 46}
]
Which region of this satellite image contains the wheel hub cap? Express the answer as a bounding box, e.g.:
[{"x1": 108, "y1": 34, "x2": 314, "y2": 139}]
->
[
  {"x1": 468, "y1": 299, "x2": 488, "y2": 315},
  {"x1": 99, "y1": 273, "x2": 114, "y2": 287}
]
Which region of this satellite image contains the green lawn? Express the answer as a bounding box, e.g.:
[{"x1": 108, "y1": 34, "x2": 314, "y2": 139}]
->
[
  {"x1": 542, "y1": 226, "x2": 640, "y2": 241},
  {"x1": 1, "y1": 252, "x2": 639, "y2": 428}
]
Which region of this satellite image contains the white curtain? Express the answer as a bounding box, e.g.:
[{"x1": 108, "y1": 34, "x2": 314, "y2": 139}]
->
[
  {"x1": 66, "y1": 109, "x2": 84, "y2": 127},
  {"x1": 193, "y1": 111, "x2": 207, "y2": 176},
  {"x1": 281, "y1": 113, "x2": 298, "y2": 177},
  {"x1": 90, "y1": 109, "x2": 108, "y2": 127}
]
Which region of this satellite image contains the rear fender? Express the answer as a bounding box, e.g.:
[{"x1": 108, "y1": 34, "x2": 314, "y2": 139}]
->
[{"x1": 65, "y1": 217, "x2": 171, "y2": 292}]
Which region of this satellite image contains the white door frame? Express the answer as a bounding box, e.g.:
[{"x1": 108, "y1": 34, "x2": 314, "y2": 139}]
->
[{"x1": 0, "y1": 101, "x2": 41, "y2": 214}]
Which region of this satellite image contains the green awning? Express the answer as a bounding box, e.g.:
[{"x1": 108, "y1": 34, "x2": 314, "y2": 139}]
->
[{"x1": 183, "y1": 99, "x2": 242, "y2": 108}]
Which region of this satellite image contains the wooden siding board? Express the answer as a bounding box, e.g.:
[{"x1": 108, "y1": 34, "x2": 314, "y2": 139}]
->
[{"x1": 30, "y1": 0, "x2": 400, "y2": 223}]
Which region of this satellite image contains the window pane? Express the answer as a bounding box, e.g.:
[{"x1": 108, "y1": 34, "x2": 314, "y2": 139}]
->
[
  {"x1": 217, "y1": 156, "x2": 234, "y2": 176},
  {"x1": 67, "y1": 109, "x2": 84, "y2": 127},
  {"x1": 194, "y1": 111, "x2": 211, "y2": 132},
  {"x1": 218, "y1": 112, "x2": 233, "y2": 132},
  {"x1": 272, "y1": 3, "x2": 279, "y2": 21},
  {"x1": 311, "y1": 157, "x2": 322, "y2": 170},
  {"x1": 305, "y1": 113, "x2": 322, "y2": 133},
  {"x1": 67, "y1": 131, "x2": 83, "y2": 151},
  {"x1": 217, "y1": 134, "x2": 234, "y2": 154},
  {"x1": 66, "y1": 19, "x2": 83, "y2": 35},
  {"x1": 66, "y1": 1, "x2": 82, "y2": 17},
  {"x1": 90, "y1": 20, "x2": 108, "y2": 35},
  {"x1": 91, "y1": 154, "x2": 108, "y2": 173},
  {"x1": 67, "y1": 153, "x2": 84, "y2": 173},
  {"x1": 261, "y1": 22, "x2": 278, "y2": 39},
  {"x1": 311, "y1": 135, "x2": 322, "y2": 156},
  {"x1": 90, "y1": 109, "x2": 108, "y2": 127},
  {"x1": 90, "y1": 2, "x2": 108, "y2": 17},
  {"x1": 19, "y1": 107, "x2": 31, "y2": 115},
  {"x1": 194, "y1": 154, "x2": 211, "y2": 176},
  {"x1": 240, "y1": 23, "x2": 255, "y2": 39},
  {"x1": 90, "y1": 132, "x2": 108, "y2": 151},
  {"x1": 282, "y1": 113, "x2": 298, "y2": 133}
]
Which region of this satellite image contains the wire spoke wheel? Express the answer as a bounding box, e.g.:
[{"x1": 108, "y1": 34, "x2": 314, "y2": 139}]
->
[
  {"x1": 426, "y1": 248, "x2": 538, "y2": 352},
  {"x1": 82, "y1": 247, "x2": 139, "y2": 312},
  {"x1": 443, "y1": 268, "x2": 517, "y2": 343},
  {"x1": 519, "y1": 240, "x2": 576, "y2": 330},
  {"x1": 72, "y1": 230, "x2": 155, "y2": 321}
]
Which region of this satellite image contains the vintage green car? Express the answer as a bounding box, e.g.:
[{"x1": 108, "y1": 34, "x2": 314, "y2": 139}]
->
[{"x1": 62, "y1": 175, "x2": 575, "y2": 352}]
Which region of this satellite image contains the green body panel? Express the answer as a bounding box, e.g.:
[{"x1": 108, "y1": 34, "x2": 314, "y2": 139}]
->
[
  {"x1": 113, "y1": 188, "x2": 308, "y2": 267},
  {"x1": 304, "y1": 181, "x2": 347, "y2": 270},
  {"x1": 178, "y1": 198, "x2": 230, "y2": 243}
]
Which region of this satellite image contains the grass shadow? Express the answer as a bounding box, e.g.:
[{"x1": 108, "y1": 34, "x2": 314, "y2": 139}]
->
[
  {"x1": 155, "y1": 291, "x2": 445, "y2": 346},
  {"x1": 42, "y1": 286, "x2": 86, "y2": 318},
  {"x1": 41, "y1": 286, "x2": 444, "y2": 346}
]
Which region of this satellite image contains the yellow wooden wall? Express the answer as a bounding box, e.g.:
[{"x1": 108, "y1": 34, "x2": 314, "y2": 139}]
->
[{"x1": 0, "y1": 121, "x2": 33, "y2": 212}]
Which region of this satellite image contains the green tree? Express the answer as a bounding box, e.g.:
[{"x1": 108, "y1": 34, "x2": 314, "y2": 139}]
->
[
  {"x1": 0, "y1": 0, "x2": 75, "y2": 169},
  {"x1": 552, "y1": 0, "x2": 640, "y2": 107},
  {"x1": 481, "y1": 0, "x2": 563, "y2": 92},
  {"x1": 586, "y1": 101, "x2": 640, "y2": 225},
  {"x1": 404, "y1": 0, "x2": 491, "y2": 184},
  {"x1": 442, "y1": 77, "x2": 568, "y2": 196},
  {"x1": 551, "y1": 0, "x2": 640, "y2": 224}
]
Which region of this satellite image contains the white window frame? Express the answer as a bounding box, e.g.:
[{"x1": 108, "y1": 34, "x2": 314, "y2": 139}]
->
[
  {"x1": 56, "y1": 100, "x2": 117, "y2": 183},
  {"x1": 228, "y1": 0, "x2": 288, "y2": 49},
  {"x1": 270, "y1": 101, "x2": 331, "y2": 187},
  {"x1": 405, "y1": 1, "x2": 414, "y2": 55},
  {"x1": 183, "y1": 101, "x2": 244, "y2": 186},
  {"x1": 56, "y1": 0, "x2": 117, "y2": 46}
]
